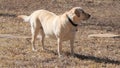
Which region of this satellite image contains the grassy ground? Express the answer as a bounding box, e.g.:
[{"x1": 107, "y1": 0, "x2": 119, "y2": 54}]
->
[{"x1": 0, "y1": 0, "x2": 120, "y2": 68}]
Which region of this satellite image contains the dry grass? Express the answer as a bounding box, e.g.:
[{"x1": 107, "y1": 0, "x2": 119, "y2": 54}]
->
[{"x1": 0, "y1": 0, "x2": 120, "y2": 68}]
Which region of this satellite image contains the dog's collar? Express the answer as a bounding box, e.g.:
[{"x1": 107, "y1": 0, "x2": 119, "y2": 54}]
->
[{"x1": 66, "y1": 15, "x2": 78, "y2": 27}]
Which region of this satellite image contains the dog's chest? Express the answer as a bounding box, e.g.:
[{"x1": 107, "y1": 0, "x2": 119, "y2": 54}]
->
[{"x1": 61, "y1": 28, "x2": 77, "y2": 41}]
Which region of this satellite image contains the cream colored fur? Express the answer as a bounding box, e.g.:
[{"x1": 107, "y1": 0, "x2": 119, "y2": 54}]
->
[{"x1": 18, "y1": 7, "x2": 90, "y2": 57}]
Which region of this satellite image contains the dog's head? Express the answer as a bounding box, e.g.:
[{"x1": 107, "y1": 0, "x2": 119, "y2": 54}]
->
[{"x1": 67, "y1": 7, "x2": 90, "y2": 23}]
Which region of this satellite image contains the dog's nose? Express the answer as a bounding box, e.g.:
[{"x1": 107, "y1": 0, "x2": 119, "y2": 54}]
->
[{"x1": 88, "y1": 14, "x2": 91, "y2": 18}]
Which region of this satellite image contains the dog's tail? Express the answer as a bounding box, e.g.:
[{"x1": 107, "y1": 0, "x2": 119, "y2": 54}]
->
[{"x1": 17, "y1": 15, "x2": 30, "y2": 22}]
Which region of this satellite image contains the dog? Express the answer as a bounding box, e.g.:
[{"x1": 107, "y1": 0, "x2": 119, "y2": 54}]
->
[{"x1": 18, "y1": 7, "x2": 90, "y2": 57}]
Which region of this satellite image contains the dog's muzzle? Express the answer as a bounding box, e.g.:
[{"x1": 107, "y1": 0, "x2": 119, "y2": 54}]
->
[{"x1": 83, "y1": 14, "x2": 91, "y2": 20}]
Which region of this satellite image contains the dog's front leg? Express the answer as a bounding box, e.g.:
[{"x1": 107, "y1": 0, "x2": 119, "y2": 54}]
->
[
  {"x1": 70, "y1": 39, "x2": 74, "y2": 56},
  {"x1": 57, "y1": 38, "x2": 62, "y2": 57}
]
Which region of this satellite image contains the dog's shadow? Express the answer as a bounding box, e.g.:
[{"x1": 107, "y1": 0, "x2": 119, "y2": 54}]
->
[
  {"x1": 74, "y1": 53, "x2": 120, "y2": 65},
  {"x1": 43, "y1": 48, "x2": 120, "y2": 65},
  {"x1": 0, "y1": 13, "x2": 16, "y2": 17}
]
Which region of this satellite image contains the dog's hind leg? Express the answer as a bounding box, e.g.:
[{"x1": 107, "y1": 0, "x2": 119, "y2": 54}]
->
[
  {"x1": 39, "y1": 28, "x2": 45, "y2": 50},
  {"x1": 30, "y1": 19, "x2": 40, "y2": 51},
  {"x1": 31, "y1": 27, "x2": 40, "y2": 51}
]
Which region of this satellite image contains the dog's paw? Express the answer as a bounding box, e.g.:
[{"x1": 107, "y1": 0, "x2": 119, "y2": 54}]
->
[
  {"x1": 32, "y1": 48, "x2": 38, "y2": 52},
  {"x1": 42, "y1": 47, "x2": 46, "y2": 50},
  {"x1": 58, "y1": 55, "x2": 63, "y2": 58},
  {"x1": 71, "y1": 53, "x2": 75, "y2": 57}
]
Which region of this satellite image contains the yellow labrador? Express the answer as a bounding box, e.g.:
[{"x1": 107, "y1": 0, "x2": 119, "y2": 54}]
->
[{"x1": 18, "y1": 7, "x2": 90, "y2": 57}]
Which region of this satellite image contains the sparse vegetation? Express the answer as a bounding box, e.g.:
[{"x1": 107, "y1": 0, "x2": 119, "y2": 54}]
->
[{"x1": 0, "y1": 0, "x2": 120, "y2": 68}]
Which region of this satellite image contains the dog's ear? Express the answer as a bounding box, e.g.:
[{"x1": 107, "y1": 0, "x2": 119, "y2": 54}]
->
[{"x1": 75, "y1": 9, "x2": 80, "y2": 17}]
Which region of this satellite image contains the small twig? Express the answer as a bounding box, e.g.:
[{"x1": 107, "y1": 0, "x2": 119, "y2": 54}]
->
[{"x1": 88, "y1": 33, "x2": 120, "y2": 38}]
